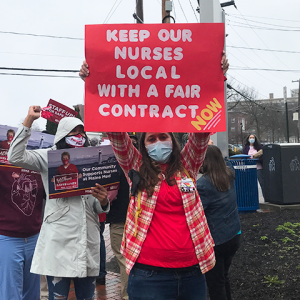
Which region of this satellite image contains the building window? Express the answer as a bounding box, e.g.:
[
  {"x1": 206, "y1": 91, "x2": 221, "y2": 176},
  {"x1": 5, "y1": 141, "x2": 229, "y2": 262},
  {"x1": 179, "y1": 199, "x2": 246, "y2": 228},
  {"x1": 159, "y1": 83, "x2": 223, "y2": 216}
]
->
[
  {"x1": 231, "y1": 118, "x2": 235, "y2": 123},
  {"x1": 231, "y1": 127, "x2": 235, "y2": 132}
]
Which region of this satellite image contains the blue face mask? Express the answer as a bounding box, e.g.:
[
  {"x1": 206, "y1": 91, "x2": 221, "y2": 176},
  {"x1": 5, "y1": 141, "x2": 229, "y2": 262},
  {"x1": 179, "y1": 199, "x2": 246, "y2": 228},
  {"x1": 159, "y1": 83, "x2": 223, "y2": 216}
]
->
[
  {"x1": 249, "y1": 138, "x2": 255, "y2": 144},
  {"x1": 146, "y1": 140, "x2": 172, "y2": 164}
]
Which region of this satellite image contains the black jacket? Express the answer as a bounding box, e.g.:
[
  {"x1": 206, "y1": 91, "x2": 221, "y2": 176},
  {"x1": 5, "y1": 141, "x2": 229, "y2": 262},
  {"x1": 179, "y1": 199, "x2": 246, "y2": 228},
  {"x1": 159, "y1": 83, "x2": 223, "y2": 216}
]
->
[{"x1": 106, "y1": 168, "x2": 130, "y2": 224}]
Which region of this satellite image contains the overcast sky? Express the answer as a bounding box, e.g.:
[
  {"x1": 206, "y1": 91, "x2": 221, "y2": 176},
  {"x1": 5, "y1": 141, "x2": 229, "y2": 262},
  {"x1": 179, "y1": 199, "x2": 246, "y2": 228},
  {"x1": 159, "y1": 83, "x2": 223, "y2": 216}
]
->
[{"x1": 1, "y1": 0, "x2": 299, "y2": 130}]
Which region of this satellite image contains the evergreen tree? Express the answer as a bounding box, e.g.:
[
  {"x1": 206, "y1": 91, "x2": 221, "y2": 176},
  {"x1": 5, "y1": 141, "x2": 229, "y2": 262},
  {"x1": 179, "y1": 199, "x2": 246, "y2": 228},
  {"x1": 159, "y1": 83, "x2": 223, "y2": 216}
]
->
[
  {"x1": 45, "y1": 120, "x2": 58, "y2": 135},
  {"x1": 74, "y1": 105, "x2": 83, "y2": 121}
]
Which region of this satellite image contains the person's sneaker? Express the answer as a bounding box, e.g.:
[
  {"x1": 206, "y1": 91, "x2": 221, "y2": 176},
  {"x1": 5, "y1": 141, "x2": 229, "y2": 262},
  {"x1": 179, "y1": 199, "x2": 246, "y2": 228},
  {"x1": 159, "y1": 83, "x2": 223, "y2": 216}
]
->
[{"x1": 96, "y1": 276, "x2": 106, "y2": 285}]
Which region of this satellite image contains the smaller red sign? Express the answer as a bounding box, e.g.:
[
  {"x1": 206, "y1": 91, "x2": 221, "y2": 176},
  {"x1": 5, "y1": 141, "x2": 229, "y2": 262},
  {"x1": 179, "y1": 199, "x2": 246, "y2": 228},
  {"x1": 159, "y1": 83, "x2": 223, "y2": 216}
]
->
[
  {"x1": 54, "y1": 173, "x2": 78, "y2": 191},
  {"x1": 0, "y1": 148, "x2": 11, "y2": 165},
  {"x1": 41, "y1": 99, "x2": 78, "y2": 124}
]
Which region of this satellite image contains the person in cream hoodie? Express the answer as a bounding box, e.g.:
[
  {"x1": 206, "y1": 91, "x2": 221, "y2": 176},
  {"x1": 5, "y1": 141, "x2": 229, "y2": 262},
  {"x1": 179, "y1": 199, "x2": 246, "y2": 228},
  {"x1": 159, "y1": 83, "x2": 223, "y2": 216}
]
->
[{"x1": 8, "y1": 105, "x2": 110, "y2": 300}]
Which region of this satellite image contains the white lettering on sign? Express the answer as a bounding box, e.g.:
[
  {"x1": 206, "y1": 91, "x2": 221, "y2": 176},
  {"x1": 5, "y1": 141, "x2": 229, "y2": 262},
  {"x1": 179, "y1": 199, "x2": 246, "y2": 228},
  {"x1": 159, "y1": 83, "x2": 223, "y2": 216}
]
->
[
  {"x1": 116, "y1": 65, "x2": 180, "y2": 80},
  {"x1": 107, "y1": 30, "x2": 150, "y2": 42},
  {"x1": 114, "y1": 47, "x2": 183, "y2": 61},
  {"x1": 158, "y1": 29, "x2": 192, "y2": 42},
  {"x1": 98, "y1": 103, "x2": 201, "y2": 119}
]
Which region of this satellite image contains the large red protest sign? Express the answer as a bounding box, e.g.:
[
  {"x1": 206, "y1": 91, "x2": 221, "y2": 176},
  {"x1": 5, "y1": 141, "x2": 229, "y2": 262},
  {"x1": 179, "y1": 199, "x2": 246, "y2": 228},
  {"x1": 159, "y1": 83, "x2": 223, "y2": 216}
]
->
[
  {"x1": 85, "y1": 23, "x2": 225, "y2": 132},
  {"x1": 41, "y1": 99, "x2": 78, "y2": 124}
]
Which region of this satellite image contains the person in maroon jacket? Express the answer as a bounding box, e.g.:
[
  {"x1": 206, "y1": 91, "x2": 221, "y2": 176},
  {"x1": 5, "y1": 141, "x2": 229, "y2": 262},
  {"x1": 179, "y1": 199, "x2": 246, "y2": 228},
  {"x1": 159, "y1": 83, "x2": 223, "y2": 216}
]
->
[
  {"x1": 0, "y1": 129, "x2": 15, "y2": 149},
  {"x1": 0, "y1": 166, "x2": 44, "y2": 300}
]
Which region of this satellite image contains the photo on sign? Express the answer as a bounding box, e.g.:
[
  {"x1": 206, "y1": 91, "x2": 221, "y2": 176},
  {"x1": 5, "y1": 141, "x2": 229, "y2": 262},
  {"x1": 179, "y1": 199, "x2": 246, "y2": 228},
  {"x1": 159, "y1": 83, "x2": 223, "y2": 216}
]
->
[
  {"x1": 47, "y1": 145, "x2": 120, "y2": 199},
  {"x1": 0, "y1": 124, "x2": 55, "y2": 165}
]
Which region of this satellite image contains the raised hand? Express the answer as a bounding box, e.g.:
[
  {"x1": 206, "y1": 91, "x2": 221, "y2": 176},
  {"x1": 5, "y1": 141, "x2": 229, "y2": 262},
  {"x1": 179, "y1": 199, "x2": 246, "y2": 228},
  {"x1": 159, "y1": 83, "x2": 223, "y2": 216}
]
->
[{"x1": 23, "y1": 105, "x2": 42, "y2": 128}]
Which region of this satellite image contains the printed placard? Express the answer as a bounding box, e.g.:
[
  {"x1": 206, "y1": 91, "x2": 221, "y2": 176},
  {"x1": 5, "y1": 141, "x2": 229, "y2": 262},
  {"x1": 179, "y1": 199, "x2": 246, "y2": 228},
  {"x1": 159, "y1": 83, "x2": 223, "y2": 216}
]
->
[
  {"x1": 48, "y1": 145, "x2": 120, "y2": 199},
  {"x1": 41, "y1": 99, "x2": 78, "y2": 124},
  {"x1": 54, "y1": 173, "x2": 78, "y2": 190},
  {"x1": 0, "y1": 124, "x2": 55, "y2": 166},
  {"x1": 0, "y1": 148, "x2": 11, "y2": 165},
  {"x1": 85, "y1": 23, "x2": 225, "y2": 132}
]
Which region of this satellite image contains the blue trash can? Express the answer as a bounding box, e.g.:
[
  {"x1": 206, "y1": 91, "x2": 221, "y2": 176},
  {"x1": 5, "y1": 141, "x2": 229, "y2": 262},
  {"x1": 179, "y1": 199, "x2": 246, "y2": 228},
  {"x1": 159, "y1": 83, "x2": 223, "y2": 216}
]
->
[{"x1": 230, "y1": 154, "x2": 259, "y2": 212}]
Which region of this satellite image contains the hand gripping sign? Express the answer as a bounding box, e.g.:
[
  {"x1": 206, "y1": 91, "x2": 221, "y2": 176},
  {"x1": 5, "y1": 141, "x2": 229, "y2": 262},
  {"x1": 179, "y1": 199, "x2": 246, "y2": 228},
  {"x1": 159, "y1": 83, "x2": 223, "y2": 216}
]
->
[{"x1": 84, "y1": 23, "x2": 225, "y2": 132}]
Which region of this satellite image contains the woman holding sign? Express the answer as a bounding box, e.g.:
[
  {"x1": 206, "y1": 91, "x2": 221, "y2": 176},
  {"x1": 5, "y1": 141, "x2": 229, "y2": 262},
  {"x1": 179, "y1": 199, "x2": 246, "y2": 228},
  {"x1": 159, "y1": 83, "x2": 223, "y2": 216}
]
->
[
  {"x1": 8, "y1": 107, "x2": 110, "y2": 300},
  {"x1": 106, "y1": 132, "x2": 213, "y2": 300},
  {"x1": 80, "y1": 53, "x2": 229, "y2": 300}
]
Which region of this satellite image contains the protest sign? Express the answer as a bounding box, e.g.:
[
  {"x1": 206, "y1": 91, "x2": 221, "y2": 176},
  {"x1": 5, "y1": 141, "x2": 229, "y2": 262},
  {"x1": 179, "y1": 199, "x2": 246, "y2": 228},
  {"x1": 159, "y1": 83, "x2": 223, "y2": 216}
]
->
[
  {"x1": 85, "y1": 23, "x2": 225, "y2": 132},
  {"x1": 54, "y1": 173, "x2": 78, "y2": 191},
  {"x1": 0, "y1": 124, "x2": 55, "y2": 166},
  {"x1": 0, "y1": 148, "x2": 11, "y2": 165},
  {"x1": 47, "y1": 145, "x2": 120, "y2": 199},
  {"x1": 41, "y1": 99, "x2": 78, "y2": 124}
]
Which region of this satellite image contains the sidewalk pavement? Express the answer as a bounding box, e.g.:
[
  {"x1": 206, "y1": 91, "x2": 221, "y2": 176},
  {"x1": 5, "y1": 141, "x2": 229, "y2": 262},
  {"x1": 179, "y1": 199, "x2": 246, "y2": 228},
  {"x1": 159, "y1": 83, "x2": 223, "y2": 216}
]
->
[{"x1": 67, "y1": 227, "x2": 123, "y2": 300}]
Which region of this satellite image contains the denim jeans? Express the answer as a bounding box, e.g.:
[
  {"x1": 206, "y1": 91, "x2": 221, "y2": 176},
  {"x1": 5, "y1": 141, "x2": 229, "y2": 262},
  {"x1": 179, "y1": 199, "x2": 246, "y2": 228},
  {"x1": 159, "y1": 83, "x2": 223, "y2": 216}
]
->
[
  {"x1": 128, "y1": 265, "x2": 207, "y2": 300},
  {"x1": 99, "y1": 222, "x2": 107, "y2": 278},
  {"x1": 46, "y1": 276, "x2": 96, "y2": 300},
  {"x1": 205, "y1": 234, "x2": 241, "y2": 300},
  {"x1": 0, "y1": 233, "x2": 40, "y2": 300}
]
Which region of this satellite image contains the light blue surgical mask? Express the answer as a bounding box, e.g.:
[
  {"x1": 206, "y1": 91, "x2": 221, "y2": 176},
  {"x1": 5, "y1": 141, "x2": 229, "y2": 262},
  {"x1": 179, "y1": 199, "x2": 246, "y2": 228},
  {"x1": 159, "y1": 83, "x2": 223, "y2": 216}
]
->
[
  {"x1": 146, "y1": 140, "x2": 172, "y2": 164},
  {"x1": 249, "y1": 138, "x2": 255, "y2": 144}
]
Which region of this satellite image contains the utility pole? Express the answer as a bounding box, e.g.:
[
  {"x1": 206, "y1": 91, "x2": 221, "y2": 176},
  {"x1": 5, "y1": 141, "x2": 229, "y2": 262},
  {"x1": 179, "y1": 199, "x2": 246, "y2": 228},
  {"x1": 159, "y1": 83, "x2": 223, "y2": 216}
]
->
[
  {"x1": 283, "y1": 86, "x2": 290, "y2": 143},
  {"x1": 162, "y1": 0, "x2": 172, "y2": 23},
  {"x1": 199, "y1": 0, "x2": 228, "y2": 157},
  {"x1": 292, "y1": 79, "x2": 300, "y2": 143},
  {"x1": 136, "y1": 0, "x2": 144, "y2": 23}
]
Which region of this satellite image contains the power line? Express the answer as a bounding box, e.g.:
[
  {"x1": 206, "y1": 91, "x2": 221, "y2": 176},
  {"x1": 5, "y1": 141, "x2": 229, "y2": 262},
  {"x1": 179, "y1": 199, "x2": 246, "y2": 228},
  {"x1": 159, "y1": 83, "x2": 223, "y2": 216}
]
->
[
  {"x1": 227, "y1": 13, "x2": 300, "y2": 24},
  {"x1": 236, "y1": 9, "x2": 295, "y2": 72},
  {"x1": 103, "y1": 0, "x2": 120, "y2": 24},
  {"x1": 188, "y1": 0, "x2": 198, "y2": 22},
  {"x1": 177, "y1": 0, "x2": 189, "y2": 23},
  {"x1": 0, "y1": 73, "x2": 79, "y2": 78},
  {"x1": 0, "y1": 67, "x2": 79, "y2": 73},
  {"x1": 227, "y1": 44, "x2": 287, "y2": 85},
  {"x1": 227, "y1": 23, "x2": 293, "y2": 83},
  {"x1": 172, "y1": 0, "x2": 180, "y2": 23},
  {"x1": 227, "y1": 74, "x2": 269, "y2": 99},
  {"x1": 227, "y1": 46, "x2": 300, "y2": 54},
  {"x1": 105, "y1": 0, "x2": 124, "y2": 24},
  {"x1": 227, "y1": 14, "x2": 300, "y2": 29},
  {"x1": 228, "y1": 21, "x2": 300, "y2": 32},
  {"x1": 231, "y1": 66, "x2": 300, "y2": 72},
  {"x1": 0, "y1": 30, "x2": 83, "y2": 40},
  {"x1": 228, "y1": 84, "x2": 300, "y2": 112},
  {"x1": 0, "y1": 51, "x2": 82, "y2": 58}
]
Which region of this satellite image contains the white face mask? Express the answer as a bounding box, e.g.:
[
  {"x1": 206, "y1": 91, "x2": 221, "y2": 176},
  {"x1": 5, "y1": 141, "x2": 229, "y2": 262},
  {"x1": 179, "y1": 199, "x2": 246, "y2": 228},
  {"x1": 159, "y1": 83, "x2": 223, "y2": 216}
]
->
[
  {"x1": 146, "y1": 140, "x2": 172, "y2": 164},
  {"x1": 65, "y1": 133, "x2": 86, "y2": 148},
  {"x1": 249, "y1": 138, "x2": 255, "y2": 144}
]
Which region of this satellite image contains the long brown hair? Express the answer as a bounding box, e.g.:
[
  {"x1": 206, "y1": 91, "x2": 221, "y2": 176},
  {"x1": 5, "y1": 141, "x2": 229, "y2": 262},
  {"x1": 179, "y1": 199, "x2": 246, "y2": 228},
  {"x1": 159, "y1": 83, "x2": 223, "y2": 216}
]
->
[
  {"x1": 202, "y1": 145, "x2": 234, "y2": 192},
  {"x1": 138, "y1": 132, "x2": 183, "y2": 197}
]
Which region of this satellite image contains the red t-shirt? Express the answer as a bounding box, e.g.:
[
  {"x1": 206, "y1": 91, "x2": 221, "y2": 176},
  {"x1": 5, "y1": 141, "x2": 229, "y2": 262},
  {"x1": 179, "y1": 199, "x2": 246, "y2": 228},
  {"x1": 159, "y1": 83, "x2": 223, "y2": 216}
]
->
[
  {"x1": 0, "y1": 140, "x2": 11, "y2": 149},
  {"x1": 137, "y1": 178, "x2": 198, "y2": 268},
  {"x1": 56, "y1": 164, "x2": 79, "y2": 175}
]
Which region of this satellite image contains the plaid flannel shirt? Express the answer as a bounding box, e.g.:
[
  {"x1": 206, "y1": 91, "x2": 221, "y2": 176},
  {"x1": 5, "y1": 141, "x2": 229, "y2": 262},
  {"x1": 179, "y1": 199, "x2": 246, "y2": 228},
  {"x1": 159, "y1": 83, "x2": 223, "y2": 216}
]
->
[{"x1": 106, "y1": 132, "x2": 215, "y2": 275}]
